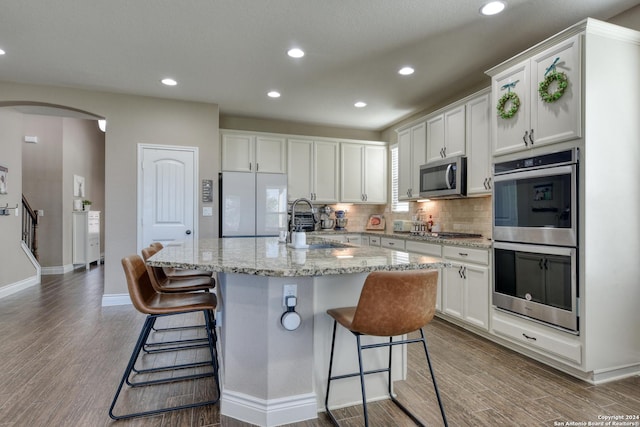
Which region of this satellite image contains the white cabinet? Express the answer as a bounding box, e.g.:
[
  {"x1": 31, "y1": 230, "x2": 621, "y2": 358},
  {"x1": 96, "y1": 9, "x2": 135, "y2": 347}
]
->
[
  {"x1": 405, "y1": 240, "x2": 443, "y2": 312},
  {"x1": 368, "y1": 235, "x2": 381, "y2": 246},
  {"x1": 288, "y1": 139, "x2": 339, "y2": 203},
  {"x1": 221, "y1": 132, "x2": 286, "y2": 173},
  {"x1": 380, "y1": 237, "x2": 405, "y2": 250},
  {"x1": 397, "y1": 122, "x2": 426, "y2": 200},
  {"x1": 425, "y1": 104, "x2": 466, "y2": 164},
  {"x1": 465, "y1": 91, "x2": 492, "y2": 195},
  {"x1": 340, "y1": 142, "x2": 387, "y2": 203},
  {"x1": 441, "y1": 245, "x2": 490, "y2": 330},
  {"x1": 73, "y1": 211, "x2": 101, "y2": 270},
  {"x1": 345, "y1": 234, "x2": 363, "y2": 246},
  {"x1": 491, "y1": 34, "x2": 582, "y2": 156}
]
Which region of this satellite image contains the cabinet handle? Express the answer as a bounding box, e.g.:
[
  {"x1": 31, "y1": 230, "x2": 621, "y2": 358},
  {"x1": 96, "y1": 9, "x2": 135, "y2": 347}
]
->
[
  {"x1": 458, "y1": 266, "x2": 463, "y2": 278},
  {"x1": 543, "y1": 258, "x2": 548, "y2": 270},
  {"x1": 459, "y1": 252, "x2": 468, "y2": 257},
  {"x1": 256, "y1": 162, "x2": 259, "y2": 171},
  {"x1": 388, "y1": 242, "x2": 395, "y2": 246},
  {"x1": 443, "y1": 146, "x2": 447, "y2": 158},
  {"x1": 487, "y1": 177, "x2": 492, "y2": 189},
  {"x1": 463, "y1": 266, "x2": 466, "y2": 279},
  {"x1": 539, "y1": 258, "x2": 544, "y2": 269},
  {"x1": 522, "y1": 333, "x2": 537, "y2": 341},
  {"x1": 523, "y1": 130, "x2": 529, "y2": 146},
  {"x1": 249, "y1": 162, "x2": 252, "y2": 171},
  {"x1": 529, "y1": 129, "x2": 534, "y2": 145},
  {"x1": 364, "y1": 194, "x2": 368, "y2": 201},
  {"x1": 483, "y1": 178, "x2": 488, "y2": 189}
]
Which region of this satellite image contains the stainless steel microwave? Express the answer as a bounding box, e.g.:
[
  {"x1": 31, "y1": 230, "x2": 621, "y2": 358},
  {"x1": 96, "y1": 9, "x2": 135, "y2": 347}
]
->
[{"x1": 419, "y1": 156, "x2": 467, "y2": 199}]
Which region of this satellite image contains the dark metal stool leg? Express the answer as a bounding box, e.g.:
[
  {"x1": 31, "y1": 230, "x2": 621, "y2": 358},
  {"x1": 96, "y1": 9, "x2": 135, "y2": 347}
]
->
[
  {"x1": 324, "y1": 320, "x2": 340, "y2": 426},
  {"x1": 420, "y1": 328, "x2": 448, "y2": 427},
  {"x1": 355, "y1": 334, "x2": 369, "y2": 427}
]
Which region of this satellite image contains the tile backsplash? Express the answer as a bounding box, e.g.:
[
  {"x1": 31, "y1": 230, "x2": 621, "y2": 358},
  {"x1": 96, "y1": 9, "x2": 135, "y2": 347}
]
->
[{"x1": 311, "y1": 196, "x2": 492, "y2": 238}]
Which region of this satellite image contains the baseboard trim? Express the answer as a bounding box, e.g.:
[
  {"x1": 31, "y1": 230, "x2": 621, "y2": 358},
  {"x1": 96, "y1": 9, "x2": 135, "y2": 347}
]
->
[
  {"x1": 101, "y1": 293, "x2": 131, "y2": 307},
  {"x1": 41, "y1": 264, "x2": 74, "y2": 275},
  {"x1": 221, "y1": 389, "x2": 317, "y2": 427},
  {"x1": 0, "y1": 275, "x2": 39, "y2": 300}
]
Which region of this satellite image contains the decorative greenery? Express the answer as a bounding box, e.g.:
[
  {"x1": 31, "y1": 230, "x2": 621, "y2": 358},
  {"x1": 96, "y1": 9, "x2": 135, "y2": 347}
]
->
[
  {"x1": 497, "y1": 91, "x2": 521, "y2": 120},
  {"x1": 82, "y1": 200, "x2": 92, "y2": 206},
  {"x1": 538, "y1": 71, "x2": 568, "y2": 103}
]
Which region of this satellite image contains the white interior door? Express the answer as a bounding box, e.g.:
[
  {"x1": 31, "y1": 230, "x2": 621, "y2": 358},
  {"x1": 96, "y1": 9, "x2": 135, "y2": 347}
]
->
[{"x1": 138, "y1": 145, "x2": 198, "y2": 250}]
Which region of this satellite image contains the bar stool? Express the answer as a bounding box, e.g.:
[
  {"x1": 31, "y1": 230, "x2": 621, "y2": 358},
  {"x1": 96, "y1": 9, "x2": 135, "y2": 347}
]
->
[
  {"x1": 150, "y1": 242, "x2": 215, "y2": 281},
  {"x1": 142, "y1": 246, "x2": 214, "y2": 292},
  {"x1": 109, "y1": 254, "x2": 220, "y2": 420},
  {"x1": 324, "y1": 269, "x2": 447, "y2": 427}
]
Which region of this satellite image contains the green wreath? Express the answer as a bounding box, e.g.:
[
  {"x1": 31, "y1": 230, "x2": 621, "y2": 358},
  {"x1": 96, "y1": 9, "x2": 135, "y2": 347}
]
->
[
  {"x1": 497, "y1": 91, "x2": 520, "y2": 120},
  {"x1": 538, "y1": 71, "x2": 568, "y2": 103}
]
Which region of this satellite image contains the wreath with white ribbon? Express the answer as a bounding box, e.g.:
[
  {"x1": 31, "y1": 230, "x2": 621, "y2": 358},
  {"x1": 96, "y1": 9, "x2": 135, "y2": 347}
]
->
[
  {"x1": 497, "y1": 88, "x2": 520, "y2": 120},
  {"x1": 538, "y1": 57, "x2": 568, "y2": 103}
]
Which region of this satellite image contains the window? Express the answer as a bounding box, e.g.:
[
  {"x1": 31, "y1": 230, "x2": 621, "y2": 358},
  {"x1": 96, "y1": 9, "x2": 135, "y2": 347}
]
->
[{"x1": 390, "y1": 144, "x2": 409, "y2": 212}]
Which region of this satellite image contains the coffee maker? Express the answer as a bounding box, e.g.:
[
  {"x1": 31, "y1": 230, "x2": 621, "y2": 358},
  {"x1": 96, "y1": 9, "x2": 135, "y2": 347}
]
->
[{"x1": 319, "y1": 206, "x2": 334, "y2": 230}]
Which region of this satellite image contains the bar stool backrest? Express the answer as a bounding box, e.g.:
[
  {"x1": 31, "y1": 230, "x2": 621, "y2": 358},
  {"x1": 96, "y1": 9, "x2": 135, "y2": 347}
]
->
[
  {"x1": 141, "y1": 246, "x2": 170, "y2": 291},
  {"x1": 350, "y1": 270, "x2": 438, "y2": 337},
  {"x1": 150, "y1": 242, "x2": 163, "y2": 250},
  {"x1": 121, "y1": 254, "x2": 157, "y2": 315}
]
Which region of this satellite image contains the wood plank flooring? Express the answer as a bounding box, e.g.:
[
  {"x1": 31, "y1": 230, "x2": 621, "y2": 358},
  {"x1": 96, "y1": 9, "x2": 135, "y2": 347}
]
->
[{"x1": 0, "y1": 265, "x2": 638, "y2": 426}]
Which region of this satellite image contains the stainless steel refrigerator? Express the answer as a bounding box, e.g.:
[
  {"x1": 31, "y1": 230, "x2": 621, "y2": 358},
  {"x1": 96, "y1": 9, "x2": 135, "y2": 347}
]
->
[{"x1": 219, "y1": 172, "x2": 288, "y2": 237}]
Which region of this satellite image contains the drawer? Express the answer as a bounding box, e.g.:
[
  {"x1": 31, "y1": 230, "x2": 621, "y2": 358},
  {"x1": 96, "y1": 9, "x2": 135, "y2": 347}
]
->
[
  {"x1": 368, "y1": 235, "x2": 381, "y2": 246},
  {"x1": 380, "y1": 237, "x2": 405, "y2": 250},
  {"x1": 492, "y1": 312, "x2": 581, "y2": 364},
  {"x1": 443, "y1": 245, "x2": 488, "y2": 264},
  {"x1": 405, "y1": 241, "x2": 442, "y2": 257}
]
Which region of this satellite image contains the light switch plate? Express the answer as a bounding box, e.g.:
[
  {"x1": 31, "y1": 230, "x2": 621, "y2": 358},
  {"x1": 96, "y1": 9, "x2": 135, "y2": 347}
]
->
[{"x1": 202, "y1": 206, "x2": 213, "y2": 216}]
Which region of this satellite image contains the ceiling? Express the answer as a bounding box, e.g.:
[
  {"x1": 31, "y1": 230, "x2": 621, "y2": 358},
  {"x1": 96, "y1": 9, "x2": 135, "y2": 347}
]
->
[{"x1": 0, "y1": 1, "x2": 637, "y2": 131}]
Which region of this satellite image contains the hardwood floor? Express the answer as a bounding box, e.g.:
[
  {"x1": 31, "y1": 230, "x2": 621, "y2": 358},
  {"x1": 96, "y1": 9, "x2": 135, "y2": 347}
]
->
[{"x1": 0, "y1": 266, "x2": 638, "y2": 426}]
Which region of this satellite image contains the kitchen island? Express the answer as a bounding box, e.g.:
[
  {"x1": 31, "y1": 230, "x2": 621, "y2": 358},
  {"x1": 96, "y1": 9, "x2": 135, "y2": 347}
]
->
[{"x1": 147, "y1": 237, "x2": 447, "y2": 427}]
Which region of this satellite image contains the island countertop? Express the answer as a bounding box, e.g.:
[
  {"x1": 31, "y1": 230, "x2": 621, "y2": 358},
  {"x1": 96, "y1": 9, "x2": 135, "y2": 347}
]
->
[{"x1": 146, "y1": 237, "x2": 448, "y2": 277}]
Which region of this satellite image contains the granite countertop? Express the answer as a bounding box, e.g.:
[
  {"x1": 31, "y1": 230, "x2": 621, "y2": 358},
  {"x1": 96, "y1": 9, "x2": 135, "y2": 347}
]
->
[
  {"x1": 308, "y1": 230, "x2": 493, "y2": 249},
  {"x1": 146, "y1": 237, "x2": 448, "y2": 277}
]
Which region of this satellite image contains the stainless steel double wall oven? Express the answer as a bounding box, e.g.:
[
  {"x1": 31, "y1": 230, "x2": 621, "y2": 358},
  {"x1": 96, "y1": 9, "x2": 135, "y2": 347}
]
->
[{"x1": 492, "y1": 148, "x2": 579, "y2": 332}]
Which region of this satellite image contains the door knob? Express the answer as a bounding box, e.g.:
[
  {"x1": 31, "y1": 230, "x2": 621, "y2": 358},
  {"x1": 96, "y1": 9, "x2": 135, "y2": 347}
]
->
[{"x1": 185, "y1": 230, "x2": 192, "y2": 235}]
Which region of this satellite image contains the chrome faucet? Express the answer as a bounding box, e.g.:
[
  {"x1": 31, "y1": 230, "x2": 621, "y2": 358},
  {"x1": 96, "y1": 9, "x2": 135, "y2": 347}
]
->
[{"x1": 289, "y1": 197, "x2": 315, "y2": 243}]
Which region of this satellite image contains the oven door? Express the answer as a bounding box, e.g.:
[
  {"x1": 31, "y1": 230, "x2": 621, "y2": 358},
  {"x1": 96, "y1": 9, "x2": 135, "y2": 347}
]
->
[
  {"x1": 493, "y1": 163, "x2": 577, "y2": 246},
  {"x1": 493, "y1": 241, "x2": 578, "y2": 332}
]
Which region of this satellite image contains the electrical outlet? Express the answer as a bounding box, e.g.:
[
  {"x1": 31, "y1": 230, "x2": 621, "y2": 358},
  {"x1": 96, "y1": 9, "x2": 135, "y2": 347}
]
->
[{"x1": 282, "y1": 284, "x2": 297, "y2": 306}]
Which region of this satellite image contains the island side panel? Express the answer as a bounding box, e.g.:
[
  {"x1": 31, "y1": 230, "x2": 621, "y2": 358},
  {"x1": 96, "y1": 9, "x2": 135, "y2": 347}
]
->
[{"x1": 218, "y1": 273, "x2": 317, "y2": 426}]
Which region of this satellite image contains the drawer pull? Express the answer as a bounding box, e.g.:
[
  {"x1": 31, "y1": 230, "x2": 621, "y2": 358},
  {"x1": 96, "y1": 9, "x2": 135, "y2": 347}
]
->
[
  {"x1": 388, "y1": 242, "x2": 395, "y2": 246},
  {"x1": 459, "y1": 252, "x2": 468, "y2": 256},
  {"x1": 522, "y1": 333, "x2": 537, "y2": 341}
]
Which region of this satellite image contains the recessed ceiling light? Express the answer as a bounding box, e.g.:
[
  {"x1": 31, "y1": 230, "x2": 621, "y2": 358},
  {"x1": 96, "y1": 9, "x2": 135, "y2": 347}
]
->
[
  {"x1": 161, "y1": 78, "x2": 178, "y2": 86},
  {"x1": 354, "y1": 101, "x2": 367, "y2": 108},
  {"x1": 287, "y1": 48, "x2": 305, "y2": 58},
  {"x1": 268, "y1": 91, "x2": 281, "y2": 98},
  {"x1": 480, "y1": 1, "x2": 506, "y2": 16},
  {"x1": 0, "y1": 48, "x2": 5, "y2": 56},
  {"x1": 398, "y1": 66, "x2": 415, "y2": 76}
]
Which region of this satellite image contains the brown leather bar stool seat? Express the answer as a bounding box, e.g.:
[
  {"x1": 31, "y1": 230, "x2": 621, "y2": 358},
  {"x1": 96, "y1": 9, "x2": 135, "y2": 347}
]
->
[
  {"x1": 325, "y1": 270, "x2": 448, "y2": 427},
  {"x1": 142, "y1": 245, "x2": 214, "y2": 292},
  {"x1": 150, "y1": 242, "x2": 215, "y2": 281},
  {"x1": 109, "y1": 254, "x2": 220, "y2": 420}
]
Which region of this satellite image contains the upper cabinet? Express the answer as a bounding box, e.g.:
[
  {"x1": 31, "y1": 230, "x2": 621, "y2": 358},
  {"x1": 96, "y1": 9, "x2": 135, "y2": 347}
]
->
[
  {"x1": 340, "y1": 142, "x2": 387, "y2": 203},
  {"x1": 221, "y1": 132, "x2": 287, "y2": 173},
  {"x1": 426, "y1": 104, "x2": 466, "y2": 164},
  {"x1": 490, "y1": 34, "x2": 582, "y2": 156},
  {"x1": 287, "y1": 138, "x2": 339, "y2": 203},
  {"x1": 465, "y1": 90, "x2": 492, "y2": 195},
  {"x1": 397, "y1": 122, "x2": 426, "y2": 200}
]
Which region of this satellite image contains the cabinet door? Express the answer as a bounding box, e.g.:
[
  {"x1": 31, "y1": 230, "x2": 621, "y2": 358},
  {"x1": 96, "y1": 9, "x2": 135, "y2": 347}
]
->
[
  {"x1": 463, "y1": 264, "x2": 490, "y2": 330},
  {"x1": 426, "y1": 114, "x2": 445, "y2": 164},
  {"x1": 340, "y1": 143, "x2": 364, "y2": 202},
  {"x1": 493, "y1": 61, "x2": 530, "y2": 156},
  {"x1": 444, "y1": 105, "x2": 466, "y2": 158},
  {"x1": 410, "y1": 123, "x2": 426, "y2": 197},
  {"x1": 287, "y1": 139, "x2": 313, "y2": 200},
  {"x1": 530, "y1": 34, "x2": 582, "y2": 147},
  {"x1": 363, "y1": 145, "x2": 387, "y2": 203},
  {"x1": 466, "y1": 92, "x2": 492, "y2": 195},
  {"x1": 256, "y1": 136, "x2": 286, "y2": 173},
  {"x1": 345, "y1": 234, "x2": 362, "y2": 245},
  {"x1": 222, "y1": 134, "x2": 254, "y2": 172},
  {"x1": 313, "y1": 140, "x2": 339, "y2": 203},
  {"x1": 397, "y1": 128, "x2": 413, "y2": 200},
  {"x1": 442, "y1": 262, "x2": 464, "y2": 319}
]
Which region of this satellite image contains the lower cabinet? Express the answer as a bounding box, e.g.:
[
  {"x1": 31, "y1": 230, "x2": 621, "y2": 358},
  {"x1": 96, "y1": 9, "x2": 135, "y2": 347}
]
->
[
  {"x1": 441, "y1": 245, "x2": 490, "y2": 330},
  {"x1": 405, "y1": 240, "x2": 443, "y2": 312}
]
